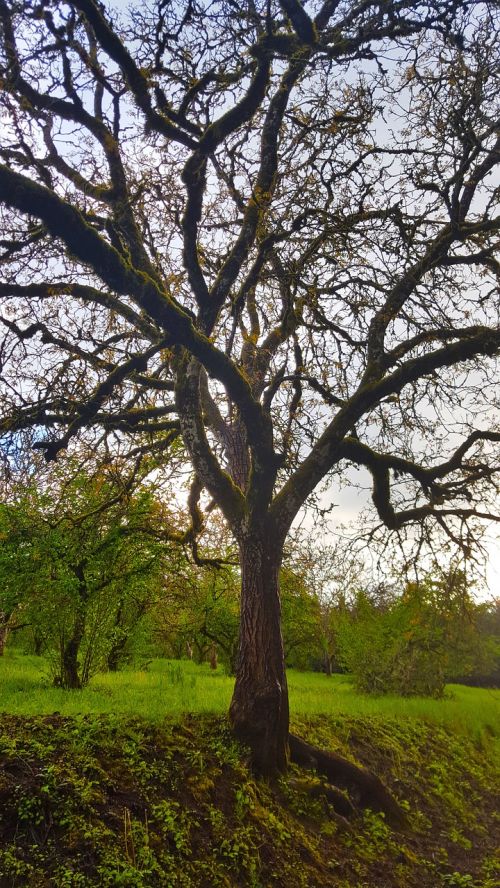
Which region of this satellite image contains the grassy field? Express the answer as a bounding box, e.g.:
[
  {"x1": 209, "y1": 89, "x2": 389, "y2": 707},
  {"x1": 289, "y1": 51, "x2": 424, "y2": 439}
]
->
[{"x1": 1, "y1": 651, "x2": 498, "y2": 746}]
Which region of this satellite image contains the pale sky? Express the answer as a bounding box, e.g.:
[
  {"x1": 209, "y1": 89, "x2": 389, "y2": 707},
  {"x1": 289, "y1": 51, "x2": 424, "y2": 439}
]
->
[{"x1": 301, "y1": 477, "x2": 500, "y2": 600}]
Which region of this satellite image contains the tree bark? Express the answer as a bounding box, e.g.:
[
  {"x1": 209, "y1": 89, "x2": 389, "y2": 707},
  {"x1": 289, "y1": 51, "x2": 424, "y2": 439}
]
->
[
  {"x1": 60, "y1": 563, "x2": 87, "y2": 689},
  {"x1": 324, "y1": 652, "x2": 332, "y2": 676},
  {"x1": 61, "y1": 608, "x2": 85, "y2": 689},
  {"x1": 0, "y1": 618, "x2": 8, "y2": 657},
  {"x1": 229, "y1": 528, "x2": 289, "y2": 775},
  {"x1": 107, "y1": 601, "x2": 127, "y2": 672}
]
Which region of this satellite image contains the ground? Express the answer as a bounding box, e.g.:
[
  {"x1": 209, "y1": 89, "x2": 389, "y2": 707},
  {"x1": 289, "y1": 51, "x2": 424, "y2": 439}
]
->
[{"x1": 0, "y1": 657, "x2": 498, "y2": 887}]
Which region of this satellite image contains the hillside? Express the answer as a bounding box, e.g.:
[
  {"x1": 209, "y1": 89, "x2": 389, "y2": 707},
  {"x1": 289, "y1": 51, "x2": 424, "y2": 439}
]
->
[{"x1": 0, "y1": 711, "x2": 498, "y2": 887}]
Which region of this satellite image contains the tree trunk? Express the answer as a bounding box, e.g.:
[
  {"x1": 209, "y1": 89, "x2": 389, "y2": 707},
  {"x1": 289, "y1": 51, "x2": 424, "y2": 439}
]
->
[
  {"x1": 32, "y1": 629, "x2": 44, "y2": 656},
  {"x1": 107, "y1": 634, "x2": 127, "y2": 672},
  {"x1": 209, "y1": 642, "x2": 218, "y2": 670},
  {"x1": 107, "y1": 601, "x2": 127, "y2": 672},
  {"x1": 229, "y1": 529, "x2": 289, "y2": 776},
  {"x1": 0, "y1": 620, "x2": 8, "y2": 656},
  {"x1": 59, "y1": 563, "x2": 88, "y2": 689},
  {"x1": 324, "y1": 651, "x2": 332, "y2": 676},
  {"x1": 61, "y1": 609, "x2": 85, "y2": 689}
]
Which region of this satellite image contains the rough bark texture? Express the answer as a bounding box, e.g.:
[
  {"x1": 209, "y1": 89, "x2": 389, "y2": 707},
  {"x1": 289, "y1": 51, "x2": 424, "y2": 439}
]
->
[
  {"x1": 61, "y1": 610, "x2": 85, "y2": 689},
  {"x1": 229, "y1": 531, "x2": 289, "y2": 775},
  {"x1": 107, "y1": 602, "x2": 127, "y2": 672},
  {"x1": 60, "y1": 564, "x2": 87, "y2": 689}
]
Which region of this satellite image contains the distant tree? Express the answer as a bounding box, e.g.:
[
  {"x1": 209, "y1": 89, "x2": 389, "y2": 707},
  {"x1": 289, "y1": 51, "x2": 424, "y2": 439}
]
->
[
  {"x1": 336, "y1": 567, "x2": 488, "y2": 696},
  {"x1": 155, "y1": 541, "x2": 333, "y2": 673},
  {"x1": 155, "y1": 557, "x2": 241, "y2": 671},
  {"x1": 0, "y1": 0, "x2": 499, "y2": 791},
  {"x1": 0, "y1": 459, "x2": 167, "y2": 686},
  {"x1": 280, "y1": 565, "x2": 323, "y2": 669},
  {"x1": 449, "y1": 595, "x2": 500, "y2": 687}
]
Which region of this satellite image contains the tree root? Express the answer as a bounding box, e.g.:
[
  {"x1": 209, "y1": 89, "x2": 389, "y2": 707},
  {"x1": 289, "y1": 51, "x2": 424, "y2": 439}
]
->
[
  {"x1": 289, "y1": 733, "x2": 407, "y2": 828},
  {"x1": 288, "y1": 776, "x2": 356, "y2": 822}
]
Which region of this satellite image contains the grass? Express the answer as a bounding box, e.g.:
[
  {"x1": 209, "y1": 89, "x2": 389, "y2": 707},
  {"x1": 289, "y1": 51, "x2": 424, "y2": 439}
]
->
[
  {"x1": 288, "y1": 670, "x2": 500, "y2": 745},
  {"x1": 1, "y1": 651, "x2": 499, "y2": 745}
]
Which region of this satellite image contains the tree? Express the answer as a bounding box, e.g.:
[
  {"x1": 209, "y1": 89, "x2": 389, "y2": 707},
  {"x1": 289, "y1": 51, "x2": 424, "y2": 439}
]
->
[
  {"x1": 0, "y1": 458, "x2": 167, "y2": 686},
  {"x1": 283, "y1": 537, "x2": 364, "y2": 674},
  {"x1": 280, "y1": 564, "x2": 323, "y2": 669},
  {"x1": 155, "y1": 555, "x2": 241, "y2": 671},
  {"x1": 0, "y1": 0, "x2": 499, "y2": 785},
  {"x1": 335, "y1": 568, "x2": 487, "y2": 696}
]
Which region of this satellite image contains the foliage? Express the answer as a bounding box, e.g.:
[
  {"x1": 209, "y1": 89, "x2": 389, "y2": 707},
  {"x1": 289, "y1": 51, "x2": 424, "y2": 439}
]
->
[
  {"x1": 154, "y1": 541, "x2": 337, "y2": 674},
  {"x1": 455, "y1": 597, "x2": 500, "y2": 687},
  {"x1": 0, "y1": 710, "x2": 498, "y2": 887},
  {"x1": 0, "y1": 0, "x2": 499, "y2": 770},
  {"x1": 335, "y1": 570, "x2": 489, "y2": 696},
  {"x1": 154, "y1": 554, "x2": 241, "y2": 672},
  {"x1": 0, "y1": 460, "x2": 167, "y2": 686},
  {"x1": 280, "y1": 565, "x2": 324, "y2": 670}
]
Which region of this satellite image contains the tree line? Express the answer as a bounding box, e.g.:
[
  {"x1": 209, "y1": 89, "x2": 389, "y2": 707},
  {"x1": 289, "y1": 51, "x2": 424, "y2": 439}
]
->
[{"x1": 1, "y1": 460, "x2": 497, "y2": 696}]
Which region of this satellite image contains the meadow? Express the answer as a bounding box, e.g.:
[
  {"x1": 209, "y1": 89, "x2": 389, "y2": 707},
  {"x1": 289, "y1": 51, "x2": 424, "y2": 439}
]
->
[{"x1": 1, "y1": 651, "x2": 498, "y2": 746}]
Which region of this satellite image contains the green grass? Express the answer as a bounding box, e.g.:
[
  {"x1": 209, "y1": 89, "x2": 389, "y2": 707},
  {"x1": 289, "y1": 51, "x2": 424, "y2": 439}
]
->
[
  {"x1": 0, "y1": 651, "x2": 499, "y2": 745},
  {"x1": 287, "y1": 670, "x2": 500, "y2": 744}
]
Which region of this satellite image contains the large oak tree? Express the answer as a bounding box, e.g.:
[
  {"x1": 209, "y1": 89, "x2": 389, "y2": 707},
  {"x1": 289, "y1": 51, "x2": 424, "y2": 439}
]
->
[{"x1": 0, "y1": 0, "x2": 499, "y2": 789}]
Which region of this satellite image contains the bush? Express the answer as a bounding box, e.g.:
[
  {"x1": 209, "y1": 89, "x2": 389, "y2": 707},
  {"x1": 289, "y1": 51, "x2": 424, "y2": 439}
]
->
[{"x1": 336, "y1": 572, "x2": 486, "y2": 697}]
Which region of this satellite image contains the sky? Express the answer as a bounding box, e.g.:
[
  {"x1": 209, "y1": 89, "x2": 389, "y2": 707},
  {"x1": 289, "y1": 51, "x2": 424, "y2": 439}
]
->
[{"x1": 301, "y1": 475, "x2": 500, "y2": 600}]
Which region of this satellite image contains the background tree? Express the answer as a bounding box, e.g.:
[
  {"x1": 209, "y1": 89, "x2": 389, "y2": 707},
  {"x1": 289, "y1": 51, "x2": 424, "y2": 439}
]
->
[
  {"x1": 448, "y1": 594, "x2": 500, "y2": 688},
  {"x1": 0, "y1": 0, "x2": 499, "y2": 784},
  {"x1": 155, "y1": 556, "x2": 241, "y2": 671},
  {"x1": 283, "y1": 537, "x2": 364, "y2": 674},
  {"x1": 0, "y1": 458, "x2": 168, "y2": 686},
  {"x1": 280, "y1": 564, "x2": 323, "y2": 670},
  {"x1": 335, "y1": 567, "x2": 491, "y2": 696}
]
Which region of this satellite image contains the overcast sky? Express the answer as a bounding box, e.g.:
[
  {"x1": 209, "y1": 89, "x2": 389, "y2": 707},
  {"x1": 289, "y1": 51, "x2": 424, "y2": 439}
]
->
[{"x1": 298, "y1": 474, "x2": 500, "y2": 599}]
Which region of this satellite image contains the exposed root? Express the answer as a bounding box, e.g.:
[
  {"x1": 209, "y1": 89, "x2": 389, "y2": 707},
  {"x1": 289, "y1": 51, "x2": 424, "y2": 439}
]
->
[
  {"x1": 307, "y1": 782, "x2": 356, "y2": 820},
  {"x1": 289, "y1": 733, "x2": 407, "y2": 828},
  {"x1": 288, "y1": 776, "x2": 356, "y2": 822}
]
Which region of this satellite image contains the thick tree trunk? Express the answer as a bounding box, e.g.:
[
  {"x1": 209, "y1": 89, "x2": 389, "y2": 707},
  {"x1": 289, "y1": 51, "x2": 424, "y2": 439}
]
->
[
  {"x1": 227, "y1": 529, "x2": 406, "y2": 825},
  {"x1": 107, "y1": 636, "x2": 126, "y2": 672},
  {"x1": 0, "y1": 611, "x2": 11, "y2": 655},
  {"x1": 107, "y1": 602, "x2": 127, "y2": 672},
  {"x1": 58, "y1": 563, "x2": 90, "y2": 689},
  {"x1": 229, "y1": 529, "x2": 289, "y2": 775}
]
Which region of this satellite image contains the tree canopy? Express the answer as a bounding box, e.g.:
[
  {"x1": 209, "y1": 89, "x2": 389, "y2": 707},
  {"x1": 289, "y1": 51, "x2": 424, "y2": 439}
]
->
[{"x1": 0, "y1": 0, "x2": 499, "y2": 775}]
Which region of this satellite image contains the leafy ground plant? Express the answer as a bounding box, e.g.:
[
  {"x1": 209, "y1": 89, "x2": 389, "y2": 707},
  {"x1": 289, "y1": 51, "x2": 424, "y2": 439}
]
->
[{"x1": 0, "y1": 711, "x2": 498, "y2": 887}]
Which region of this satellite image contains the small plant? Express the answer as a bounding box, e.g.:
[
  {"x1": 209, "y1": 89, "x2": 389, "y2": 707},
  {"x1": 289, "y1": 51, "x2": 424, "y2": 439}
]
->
[
  {"x1": 166, "y1": 663, "x2": 184, "y2": 685},
  {"x1": 150, "y1": 800, "x2": 193, "y2": 854},
  {"x1": 442, "y1": 873, "x2": 475, "y2": 887}
]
